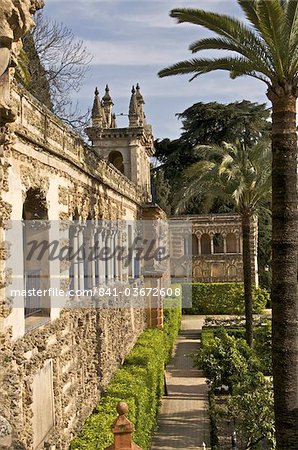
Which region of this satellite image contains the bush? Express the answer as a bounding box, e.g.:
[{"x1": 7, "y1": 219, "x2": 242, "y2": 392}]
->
[
  {"x1": 70, "y1": 288, "x2": 182, "y2": 450},
  {"x1": 254, "y1": 321, "x2": 272, "y2": 375},
  {"x1": 193, "y1": 330, "x2": 261, "y2": 391},
  {"x1": 163, "y1": 284, "x2": 182, "y2": 362},
  {"x1": 227, "y1": 377, "x2": 275, "y2": 449},
  {"x1": 183, "y1": 283, "x2": 269, "y2": 315}
]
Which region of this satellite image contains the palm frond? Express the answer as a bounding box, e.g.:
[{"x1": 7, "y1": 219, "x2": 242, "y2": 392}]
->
[
  {"x1": 237, "y1": 0, "x2": 260, "y2": 29},
  {"x1": 189, "y1": 36, "x2": 272, "y2": 77},
  {"x1": 256, "y1": 0, "x2": 286, "y2": 77},
  {"x1": 170, "y1": 8, "x2": 273, "y2": 67},
  {"x1": 286, "y1": 0, "x2": 298, "y2": 74},
  {"x1": 158, "y1": 56, "x2": 270, "y2": 83}
]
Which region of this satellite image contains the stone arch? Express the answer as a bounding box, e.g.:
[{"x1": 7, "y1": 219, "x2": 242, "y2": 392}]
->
[
  {"x1": 226, "y1": 233, "x2": 239, "y2": 253},
  {"x1": 22, "y1": 188, "x2": 50, "y2": 319},
  {"x1": 201, "y1": 233, "x2": 211, "y2": 255},
  {"x1": 108, "y1": 151, "x2": 125, "y2": 174},
  {"x1": 213, "y1": 233, "x2": 224, "y2": 254},
  {"x1": 192, "y1": 233, "x2": 199, "y2": 255}
]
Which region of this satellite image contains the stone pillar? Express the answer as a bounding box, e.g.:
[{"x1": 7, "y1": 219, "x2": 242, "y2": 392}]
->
[
  {"x1": 77, "y1": 224, "x2": 85, "y2": 290},
  {"x1": 198, "y1": 234, "x2": 201, "y2": 255},
  {"x1": 90, "y1": 222, "x2": 96, "y2": 288},
  {"x1": 83, "y1": 222, "x2": 93, "y2": 289},
  {"x1": 114, "y1": 230, "x2": 119, "y2": 282},
  {"x1": 210, "y1": 234, "x2": 214, "y2": 254},
  {"x1": 107, "y1": 227, "x2": 114, "y2": 282},
  {"x1": 98, "y1": 224, "x2": 106, "y2": 284},
  {"x1": 104, "y1": 402, "x2": 143, "y2": 450},
  {"x1": 73, "y1": 227, "x2": 79, "y2": 292},
  {"x1": 223, "y1": 234, "x2": 227, "y2": 254}
]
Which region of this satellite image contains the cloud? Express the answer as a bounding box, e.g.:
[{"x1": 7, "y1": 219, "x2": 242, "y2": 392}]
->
[{"x1": 44, "y1": 0, "x2": 267, "y2": 140}]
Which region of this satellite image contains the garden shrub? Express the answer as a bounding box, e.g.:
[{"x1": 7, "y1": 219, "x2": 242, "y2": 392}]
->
[
  {"x1": 193, "y1": 330, "x2": 261, "y2": 391},
  {"x1": 183, "y1": 283, "x2": 269, "y2": 315},
  {"x1": 70, "y1": 287, "x2": 182, "y2": 450},
  {"x1": 254, "y1": 321, "x2": 272, "y2": 375},
  {"x1": 227, "y1": 377, "x2": 275, "y2": 449},
  {"x1": 163, "y1": 284, "x2": 182, "y2": 362}
]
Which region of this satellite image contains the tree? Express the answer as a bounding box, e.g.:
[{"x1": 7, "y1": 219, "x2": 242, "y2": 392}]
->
[
  {"x1": 158, "y1": 2, "x2": 298, "y2": 447},
  {"x1": 154, "y1": 100, "x2": 270, "y2": 214},
  {"x1": 19, "y1": 11, "x2": 92, "y2": 131},
  {"x1": 177, "y1": 100, "x2": 271, "y2": 147},
  {"x1": 151, "y1": 167, "x2": 172, "y2": 215},
  {"x1": 179, "y1": 141, "x2": 272, "y2": 346}
]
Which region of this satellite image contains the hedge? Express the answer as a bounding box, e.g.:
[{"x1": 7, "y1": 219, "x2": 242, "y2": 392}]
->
[
  {"x1": 70, "y1": 288, "x2": 182, "y2": 450},
  {"x1": 163, "y1": 286, "x2": 182, "y2": 362},
  {"x1": 183, "y1": 283, "x2": 269, "y2": 315}
]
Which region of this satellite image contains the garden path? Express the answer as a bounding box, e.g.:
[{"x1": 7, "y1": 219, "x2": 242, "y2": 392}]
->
[{"x1": 151, "y1": 315, "x2": 210, "y2": 450}]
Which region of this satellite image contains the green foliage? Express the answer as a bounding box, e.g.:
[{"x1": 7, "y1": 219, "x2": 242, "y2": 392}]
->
[
  {"x1": 183, "y1": 282, "x2": 269, "y2": 315},
  {"x1": 158, "y1": 3, "x2": 298, "y2": 86},
  {"x1": 151, "y1": 168, "x2": 172, "y2": 215},
  {"x1": 163, "y1": 288, "x2": 182, "y2": 363},
  {"x1": 70, "y1": 290, "x2": 182, "y2": 450},
  {"x1": 254, "y1": 321, "x2": 272, "y2": 375},
  {"x1": 201, "y1": 321, "x2": 272, "y2": 376},
  {"x1": 193, "y1": 330, "x2": 261, "y2": 391},
  {"x1": 153, "y1": 101, "x2": 270, "y2": 216},
  {"x1": 177, "y1": 101, "x2": 270, "y2": 147},
  {"x1": 70, "y1": 329, "x2": 164, "y2": 450},
  {"x1": 15, "y1": 48, "x2": 31, "y2": 86},
  {"x1": 227, "y1": 378, "x2": 275, "y2": 449},
  {"x1": 258, "y1": 206, "x2": 272, "y2": 291}
]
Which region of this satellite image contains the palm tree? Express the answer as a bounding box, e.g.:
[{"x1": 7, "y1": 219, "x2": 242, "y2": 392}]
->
[
  {"x1": 158, "y1": 2, "x2": 298, "y2": 447},
  {"x1": 179, "y1": 141, "x2": 271, "y2": 347}
]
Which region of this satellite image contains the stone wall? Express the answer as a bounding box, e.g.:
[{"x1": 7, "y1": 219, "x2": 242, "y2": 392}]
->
[
  {"x1": 0, "y1": 83, "x2": 155, "y2": 448},
  {"x1": 1, "y1": 308, "x2": 145, "y2": 449}
]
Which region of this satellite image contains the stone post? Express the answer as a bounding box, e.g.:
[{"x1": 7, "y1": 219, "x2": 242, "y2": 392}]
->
[{"x1": 105, "y1": 402, "x2": 143, "y2": 450}]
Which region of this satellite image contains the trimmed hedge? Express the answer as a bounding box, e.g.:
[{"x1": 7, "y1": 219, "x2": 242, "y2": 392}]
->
[
  {"x1": 163, "y1": 287, "x2": 182, "y2": 362},
  {"x1": 183, "y1": 283, "x2": 269, "y2": 315},
  {"x1": 70, "y1": 288, "x2": 182, "y2": 450}
]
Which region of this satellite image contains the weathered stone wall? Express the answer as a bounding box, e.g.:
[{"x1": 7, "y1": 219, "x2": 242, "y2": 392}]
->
[
  {"x1": 1, "y1": 307, "x2": 145, "y2": 449},
  {"x1": 0, "y1": 83, "x2": 152, "y2": 448}
]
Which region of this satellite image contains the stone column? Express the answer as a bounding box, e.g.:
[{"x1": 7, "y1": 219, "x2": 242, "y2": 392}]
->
[
  {"x1": 72, "y1": 226, "x2": 80, "y2": 292},
  {"x1": 107, "y1": 226, "x2": 114, "y2": 282},
  {"x1": 99, "y1": 224, "x2": 106, "y2": 284},
  {"x1": 77, "y1": 224, "x2": 85, "y2": 290},
  {"x1": 198, "y1": 234, "x2": 201, "y2": 256},
  {"x1": 210, "y1": 234, "x2": 214, "y2": 254},
  {"x1": 223, "y1": 233, "x2": 227, "y2": 254},
  {"x1": 114, "y1": 230, "x2": 119, "y2": 282},
  {"x1": 90, "y1": 221, "x2": 96, "y2": 288},
  {"x1": 83, "y1": 222, "x2": 93, "y2": 289}
]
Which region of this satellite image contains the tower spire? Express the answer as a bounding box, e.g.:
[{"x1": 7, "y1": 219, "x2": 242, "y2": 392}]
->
[
  {"x1": 102, "y1": 84, "x2": 115, "y2": 128},
  {"x1": 129, "y1": 85, "x2": 139, "y2": 127},
  {"x1": 136, "y1": 83, "x2": 146, "y2": 126},
  {"x1": 91, "y1": 87, "x2": 104, "y2": 128}
]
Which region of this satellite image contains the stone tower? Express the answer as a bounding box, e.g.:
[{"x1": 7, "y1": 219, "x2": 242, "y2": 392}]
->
[{"x1": 85, "y1": 84, "x2": 153, "y2": 200}]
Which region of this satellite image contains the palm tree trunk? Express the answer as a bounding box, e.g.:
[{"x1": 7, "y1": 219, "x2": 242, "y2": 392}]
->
[
  {"x1": 268, "y1": 89, "x2": 298, "y2": 449},
  {"x1": 241, "y1": 212, "x2": 253, "y2": 347}
]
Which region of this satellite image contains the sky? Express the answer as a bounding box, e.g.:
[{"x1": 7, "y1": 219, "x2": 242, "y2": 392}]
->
[{"x1": 44, "y1": 0, "x2": 269, "y2": 140}]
